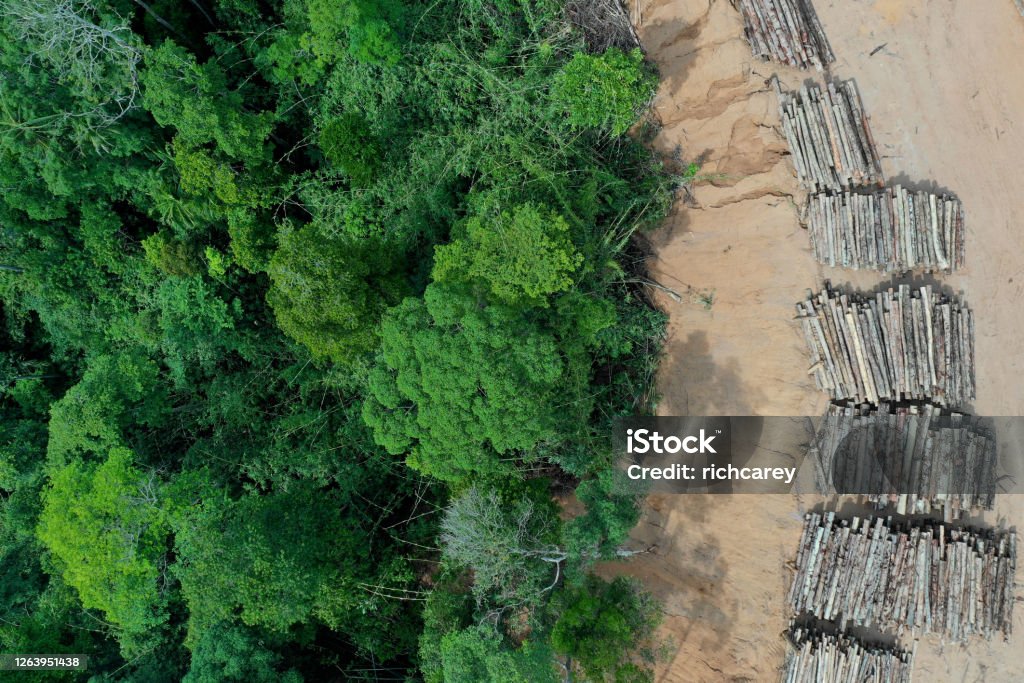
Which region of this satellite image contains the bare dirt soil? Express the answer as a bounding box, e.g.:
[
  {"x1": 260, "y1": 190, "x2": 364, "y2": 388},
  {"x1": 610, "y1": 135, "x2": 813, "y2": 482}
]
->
[{"x1": 611, "y1": 0, "x2": 1024, "y2": 680}]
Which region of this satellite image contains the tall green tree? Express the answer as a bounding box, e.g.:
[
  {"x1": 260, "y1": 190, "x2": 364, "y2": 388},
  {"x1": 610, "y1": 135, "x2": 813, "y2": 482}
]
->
[
  {"x1": 433, "y1": 202, "x2": 583, "y2": 308},
  {"x1": 36, "y1": 448, "x2": 170, "y2": 649},
  {"x1": 267, "y1": 225, "x2": 407, "y2": 364},
  {"x1": 551, "y1": 575, "x2": 661, "y2": 683},
  {"x1": 363, "y1": 282, "x2": 589, "y2": 485},
  {"x1": 439, "y1": 625, "x2": 559, "y2": 683},
  {"x1": 183, "y1": 622, "x2": 303, "y2": 683},
  {"x1": 142, "y1": 41, "x2": 274, "y2": 166},
  {"x1": 550, "y1": 48, "x2": 656, "y2": 136}
]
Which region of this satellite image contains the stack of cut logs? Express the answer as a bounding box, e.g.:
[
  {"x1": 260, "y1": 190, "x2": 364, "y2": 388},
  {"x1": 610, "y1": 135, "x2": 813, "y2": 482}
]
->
[
  {"x1": 783, "y1": 629, "x2": 914, "y2": 683},
  {"x1": 810, "y1": 402, "x2": 997, "y2": 520},
  {"x1": 807, "y1": 188, "x2": 966, "y2": 272},
  {"x1": 796, "y1": 285, "x2": 975, "y2": 406},
  {"x1": 789, "y1": 512, "x2": 1016, "y2": 642},
  {"x1": 779, "y1": 81, "x2": 883, "y2": 191},
  {"x1": 731, "y1": 1, "x2": 1006, "y2": 676},
  {"x1": 735, "y1": 0, "x2": 835, "y2": 69},
  {"x1": 776, "y1": 78, "x2": 969, "y2": 274}
]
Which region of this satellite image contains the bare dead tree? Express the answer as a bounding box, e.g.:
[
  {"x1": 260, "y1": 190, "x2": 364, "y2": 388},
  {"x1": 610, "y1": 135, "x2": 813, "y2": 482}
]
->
[
  {"x1": 440, "y1": 487, "x2": 656, "y2": 610},
  {"x1": 3, "y1": 0, "x2": 142, "y2": 127},
  {"x1": 440, "y1": 487, "x2": 565, "y2": 607},
  {"x1": 129, "y1": 0, "x2": 188, "y2": 42}
]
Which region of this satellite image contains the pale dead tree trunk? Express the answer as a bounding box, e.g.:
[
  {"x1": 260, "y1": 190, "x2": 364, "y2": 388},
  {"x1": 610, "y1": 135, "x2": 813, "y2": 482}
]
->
[
  {"x1": 185, "y1": 0, "x2": 212, "y2": 25},
  {"x1": 130, "y1": 0, "x2": 187, "y2": 42},
  {"x1": 356, "y1": 583, "x2": 429, "y2": 602},
  {"x1": 558, "y1": 657, "x2": 574, "y2": 683},
  {"x1": 0, "y1": 265, "x2": 25, "y2": 273}
]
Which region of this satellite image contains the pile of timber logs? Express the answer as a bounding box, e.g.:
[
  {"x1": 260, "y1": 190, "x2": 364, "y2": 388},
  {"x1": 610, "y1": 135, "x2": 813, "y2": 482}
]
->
[
  {"x1": 806, "y1": 188, "x2": 966, "y2": 272},
  {"x1": 735, "y1": 0, "x2": 834, "y2": 70},
  {"x1": 810, "y1": 402, "x2": 997, "y2": 520},
  {"x1": 783, "y1": 629, "x2": 914, "y2": 683},
  {"x1": 796, "y1": 285, "x2": 975, "y2": 407},
  {"x1": 779, "y1": 81, "x2": 883, "y2": 191},
  {"x1": 789, "y1": 512, "x2": 1016, "y2": 641}
]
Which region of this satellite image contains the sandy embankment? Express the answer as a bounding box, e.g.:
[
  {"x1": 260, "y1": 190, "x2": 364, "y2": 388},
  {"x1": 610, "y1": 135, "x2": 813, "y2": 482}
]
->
[{"x1": 610, "y1": 1, "x2": 1024, "y2": 681}]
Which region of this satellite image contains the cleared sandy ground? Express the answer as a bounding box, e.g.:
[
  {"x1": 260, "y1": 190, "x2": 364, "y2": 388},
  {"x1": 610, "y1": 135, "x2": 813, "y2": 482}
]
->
[{"x1": 608, "y1": 0, "x2": 1024, "y2": 680}]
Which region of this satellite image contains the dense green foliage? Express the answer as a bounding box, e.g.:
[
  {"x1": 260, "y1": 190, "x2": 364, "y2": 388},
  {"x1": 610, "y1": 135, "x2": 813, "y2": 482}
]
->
[
  {"x1": 438, "y1": 624, "x2": 559, "y2": 683},
  {"x1": 433, "y1": 203, "x2": 583, "y2": 306},
  {"x1": 268, "y1": 226, "x2": 406, "y2": 363},
  {"x1": 551, "y1": 48, "x2": 656, "y2": 135},
  {"x1": 37, "y1": 448, "x2": 169, "y2": 646},
  {"x1": 0, "y1": 0, "x2": 672, "y2": 680},
  {"x1": 551, "y1": 575, "x2": 662, "y2": 682},
  {"x1": 364, "y1": 282, "x2": 586, "y2": 483}
]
